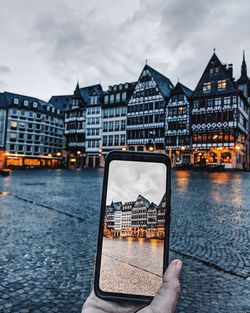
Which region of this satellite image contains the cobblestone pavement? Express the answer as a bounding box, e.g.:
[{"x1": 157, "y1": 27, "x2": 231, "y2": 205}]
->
[{"x1": 0, "y1": 169, "x2": 249, "y2": 312}]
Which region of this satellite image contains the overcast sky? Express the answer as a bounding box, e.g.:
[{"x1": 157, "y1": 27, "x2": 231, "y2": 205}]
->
[
  {"x1": 106, "y1": 160, "x2": 166, "y2": 205},
  {"x1": 0, "y1": 0, "x2": 250, "y2": 101}
]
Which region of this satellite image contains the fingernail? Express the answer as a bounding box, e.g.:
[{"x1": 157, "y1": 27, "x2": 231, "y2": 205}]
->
[{"x1": 175, "y1": 260, "x2": 182, "y2": 270}]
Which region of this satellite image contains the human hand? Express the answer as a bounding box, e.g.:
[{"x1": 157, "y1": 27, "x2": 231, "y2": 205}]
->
[{"x1": 82, "y1": 259, "x2": 182, "y2": 313}]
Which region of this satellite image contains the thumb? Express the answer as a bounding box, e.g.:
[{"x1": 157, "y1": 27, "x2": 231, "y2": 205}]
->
[{"x1": 149, "y1": 259, "x2": 182, "y2": 313}]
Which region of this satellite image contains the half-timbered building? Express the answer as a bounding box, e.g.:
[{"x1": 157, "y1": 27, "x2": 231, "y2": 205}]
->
[
  {"x1": 127, "y1": 64, "x2": 173, "y2": 152},
  {"x1": 165, "y1": 82, "x2": 193, "y2": 165},
  {"x1": 191, "y1": 52, "x2": 249, "y2": 169}
]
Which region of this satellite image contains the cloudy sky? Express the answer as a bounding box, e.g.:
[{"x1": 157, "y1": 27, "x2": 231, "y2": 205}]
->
[
  {"x1": 106, "y1": 160, "x2": 166, "y2": 204},
  {"x1": 0, "y1": 0, "x2": 250, "y2": 101}
]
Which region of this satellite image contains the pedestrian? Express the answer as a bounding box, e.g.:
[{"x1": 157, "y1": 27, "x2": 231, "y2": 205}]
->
[{"x1": 82, "y1": 259, "x2": 182, "y2": 313}]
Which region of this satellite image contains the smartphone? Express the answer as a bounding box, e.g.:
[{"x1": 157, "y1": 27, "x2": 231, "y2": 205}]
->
[{"x1": 94, "y1": 151, "x2": 171, "y2": 304}]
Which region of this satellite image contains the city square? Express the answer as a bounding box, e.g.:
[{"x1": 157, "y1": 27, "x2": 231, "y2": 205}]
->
[{"x1": 0, "y1": 169, "x2": 249, "y2": 312}]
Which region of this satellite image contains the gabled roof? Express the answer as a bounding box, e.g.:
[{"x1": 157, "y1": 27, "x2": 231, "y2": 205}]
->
[
  {"x1": 0, "y1": 91, "x2": 53, "y2": 112},
  {"x1": 148, "y1": 202, "x2": 157, "y2": 211},
  {"x1": 192, "y1": 52, "x2": 238, "y2": 98},
  {"x1": 77, "y1": 84, "x2": 103, "y2": 104},
  {"x1": 137, "y1": 64, "x2": 173, "y2": 98},
  {"x1": 157, "y1": 193, "x2": 166, "y2": 209},
  {"x1": 49, "y1": 95, "x2": 73, "y2": 112},
  {"x1": 147, "y1": 64, "x2": 174, "y2": 97},
  {"x1": 171, "y1": 82, "x2": 193, "y2": 98},
  {"x1": 135, "y1": 194, "x2": 151, "y2": 208}
]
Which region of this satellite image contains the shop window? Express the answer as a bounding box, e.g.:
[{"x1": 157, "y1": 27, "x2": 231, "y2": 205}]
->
[{"x1": 221, "y1": 152, "x2": 231, "y2": 163}]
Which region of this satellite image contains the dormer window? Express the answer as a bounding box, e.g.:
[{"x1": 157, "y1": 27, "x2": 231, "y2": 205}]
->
[
  {"x1": 125, "y1": 83, "x2": 128, "y2": 89},
  {"x1": 113, "y1": 85, "x2": 117, "y2": 91},
  {"x1": 218, "y1": 80, "x2": 226, "y2": 89},
  {"x1": 47, "y1": 105, "x2": 50, "y2": 111},
  {"x1": 24, "y1": 100, "x2": 29, "y2": 106},
  {"x1": 52, "y1": 107, "x2": 55, "y2": 113},
  {"x1": 33, "y1": 101, "x2": 38, "y2": 108},
  {"x1": 210, "y1": 68, "x2": 214, "y2": 74},
  {"x1": 57, "y1": 109, "x2": 60, "y2": 114},
  {"x1": 119, "y1": 84, "x2": 123, "y2": 90},
  {"x1": 203, "y1": 82, "x2": 211, "y2": 92},
  {"x1": 13, "y1": 98, "x2": 19, "y2": 104}
]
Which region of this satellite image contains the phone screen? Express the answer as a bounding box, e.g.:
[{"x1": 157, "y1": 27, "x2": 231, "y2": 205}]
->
[{"x1": 99, "y1": 160, "x2": 168, "y2": 297}]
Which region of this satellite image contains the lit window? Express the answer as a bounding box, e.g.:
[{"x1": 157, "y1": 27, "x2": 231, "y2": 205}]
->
[
  {"x1": 218, "y1": 80, "x2": 226, "y2": 89},
  {"x1": 203, "y1": 82, "x2": 211, "y2": 92},
  {"x1": 11, "y1": 121, "x2": 17, "y2": 128}
]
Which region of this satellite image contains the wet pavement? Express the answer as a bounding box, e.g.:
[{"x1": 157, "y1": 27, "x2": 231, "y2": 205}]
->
[{"x1": 0, "y1": 169, "x2": 249, "y2": 312}]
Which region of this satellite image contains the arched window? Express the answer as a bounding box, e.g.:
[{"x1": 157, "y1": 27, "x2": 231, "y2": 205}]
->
[{"x1": 221, "y1": 152, "x2": 231, "y2": 163}]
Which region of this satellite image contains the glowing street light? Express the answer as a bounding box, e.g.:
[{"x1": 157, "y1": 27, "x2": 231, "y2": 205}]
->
[
  {"x1": 56, "y1": 152, "x2": 61, "y2": 157},
  {"x1": 180, "y1": 146, "x2": 186, "y2": 151},
  {"x1": 77, "y1": 150, "x2": 81, "y2": 155},
  {"x1": 48, "y1": 153, "x2": 52, "y2": 157},
  {"x1": 122, "y1": 147, "x2": 127, "y2": 151},
  {"x1": 149, "y1": 146, "x2": 154, "y2": 152}
]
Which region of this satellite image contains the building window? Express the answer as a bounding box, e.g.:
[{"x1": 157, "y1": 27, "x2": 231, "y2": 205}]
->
[
  {"x1": 116, "y1": 93, "x2": 121, "y2": 102},
  {"x1": 13, "y1": 98, "x2": 19, "y2": 104},
  {"x1": 121, "y1": 120, "x2": 126, "y2": 130},
  {"x1": 114, "y1": 135, "x2": 119, "y2": 146},
  {"x1": 215, "y1": 98, "x2": 221, "y2": 107},
  {"x1": 218, "y1": 80, "x2": 226, "y2": 89},
  {"x1": 110, "y1": 94, "x2": 115, "y2": 103},
  {"x1": 207, "y1": 99, "x2": 213, "y2": 107},
  {"x1": 120, "y1": 134, "x2": 125, "y2": 145},
  {"x1": 33, "y1": 101, "x2": 38, "y2": 108},
  {"x1": 122, "y1": 92, "x2": 126, "y2": 101},
  {"x1": 11, "y1": 121, "x2": 17, "y2": 129},
  {"x1": 224, "y1": 96, "x2": 231, "y2": 105},
  {"x1": 193, "y1": 101, "x2": 199, "y2": 109},
  {"x1": 103, "y1": 136, "x2": 107, "y2": 146},
  {"x1": 203, "y1": 82, "x2": 211, "y2": 92},
  {"x1": 24, "y1": 100, "x2": 29, "y2": 106},
  {"x1": 11, "y1": 108, "x2": 18, "y2": 115},
  {"x1": 108, "y1": 135, "x2": 113, "y2": 146}
]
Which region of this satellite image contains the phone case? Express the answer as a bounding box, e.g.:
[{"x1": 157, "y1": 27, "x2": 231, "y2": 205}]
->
[{"x1": 94, "y1": 150, "x2": 171, "y2": 304}]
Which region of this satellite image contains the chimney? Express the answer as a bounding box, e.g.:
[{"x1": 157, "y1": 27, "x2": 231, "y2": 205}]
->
[{"x1": 227, "y1": 64, "x2": 233, "y2": 79}]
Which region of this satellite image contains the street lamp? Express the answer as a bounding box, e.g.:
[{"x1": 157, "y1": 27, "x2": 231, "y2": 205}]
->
[
  {"x1": 148, "y1": 146, "x2": 154, "y2": 152},
  {"x1": 180, "y1": 146, "x2": 186, "y2": 151},
  {"x1": 48, "y1": 153, "x2": 52, "y2": 157},
  {"x1": 77, "y1": 150, "x2": 81, "y2": 155},
  {"x1": 56, "y1": 152, "x2": 61, "y2": 157},
  {"x1": 122, "y1": 147, "x2": 127, "y2": 151}
]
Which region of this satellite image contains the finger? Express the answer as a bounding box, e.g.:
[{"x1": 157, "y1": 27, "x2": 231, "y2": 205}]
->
[{"x1": 149, "y1": 259, "x2": 182, "y2": 313}]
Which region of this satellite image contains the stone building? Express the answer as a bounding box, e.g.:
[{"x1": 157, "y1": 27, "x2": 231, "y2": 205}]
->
[
  {"x1": 101, "y1": 82, "x2": 135, "y2": 157},
  {"x1": 0, "y1": 91, "x2": 64, "y2": 168}
]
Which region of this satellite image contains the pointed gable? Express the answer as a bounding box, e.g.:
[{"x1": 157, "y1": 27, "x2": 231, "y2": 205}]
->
[
  {"x1": 157, "y1": 193, "x2": 166, "y2": 209},
  {"x1": 171, "y1": 82, "x2": 193, "y2": 98},
  {"x1": 134, "y1": 64, "x2": 173, "y2": 99},
  {"x1": 192, "y1": 52, "x2": 238, "y2": 98},
  {"x1": 134, "y1": 194, "x2": 151, "y2": 208}
]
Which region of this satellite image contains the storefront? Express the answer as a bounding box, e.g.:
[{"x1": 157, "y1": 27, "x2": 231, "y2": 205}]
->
[{"x1": 5, "y1": 153, "x2": 63, "y2": 169}]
